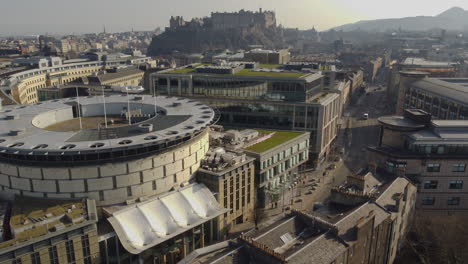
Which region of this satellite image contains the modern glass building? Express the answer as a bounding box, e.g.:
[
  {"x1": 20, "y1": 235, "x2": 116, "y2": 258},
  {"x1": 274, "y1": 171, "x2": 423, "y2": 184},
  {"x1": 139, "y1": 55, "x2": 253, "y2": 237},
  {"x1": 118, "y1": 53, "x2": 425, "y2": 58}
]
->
[{"x1": 150, "y1": 65, "x2": 342, "y2": 165}]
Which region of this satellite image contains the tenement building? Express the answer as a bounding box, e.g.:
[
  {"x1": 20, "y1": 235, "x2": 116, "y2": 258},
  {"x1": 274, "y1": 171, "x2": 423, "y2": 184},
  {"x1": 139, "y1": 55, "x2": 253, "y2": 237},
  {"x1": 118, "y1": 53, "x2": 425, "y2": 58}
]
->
[
  {"x1": 0, "y1": 198, "x2": 99, "y2": 264},
  {"x1": 181, "y1": 173, "x2": 416, "y2": 264},
  {"x1": 150, "y1": 63, "x2": 341, "y2": 165},
  {"x1": 368, "y1": 109, "x2": 468, "y2": 210}
]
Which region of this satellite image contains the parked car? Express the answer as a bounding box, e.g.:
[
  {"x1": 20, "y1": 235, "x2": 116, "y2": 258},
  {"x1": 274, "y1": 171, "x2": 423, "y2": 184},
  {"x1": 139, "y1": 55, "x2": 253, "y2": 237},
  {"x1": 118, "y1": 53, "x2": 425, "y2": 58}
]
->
[{"x1": 327, "y1": 164, "x2": 337, "y2": 170}]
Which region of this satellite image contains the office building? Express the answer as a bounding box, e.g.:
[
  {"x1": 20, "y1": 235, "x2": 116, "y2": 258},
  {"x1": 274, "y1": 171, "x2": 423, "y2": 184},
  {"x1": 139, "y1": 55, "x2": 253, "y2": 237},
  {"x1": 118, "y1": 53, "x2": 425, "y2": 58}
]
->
[
  {"x1": 244, "y1": 49, "x2": 290, "y2": 65},
  {"x1": 0, "y1": 95, "x2": 215, "y2": 207},
  {"x1": 395, "y1": 72, "x2": 468, "y2": 118},
  {"x1": 368, "y1": 109, "x2": 468, "y2": 210},
  {"x1": 244, "y1": 130, "x2": 310, "y2": 208},
  {"x1": 197, "y1": 145, "x2": 255, "y2": 236},
  {"x1": 101, "y1": 183, "x2": 227, "y2": 264},
  {"x1": 86, "y1": 67, "x2": 144, "y2": 87},
  {"x1": 150, "y1": 63, "x2": 341, "y2": 165},
  {"x1": 2, "y1": 54, "x2": 153, "y2": 105},
  {"x1": 388, "y1": 58, "x2": 459, "y2": 106},
  {"x1": 0, "y1": 198, "x2": 99, "y2": 264}
]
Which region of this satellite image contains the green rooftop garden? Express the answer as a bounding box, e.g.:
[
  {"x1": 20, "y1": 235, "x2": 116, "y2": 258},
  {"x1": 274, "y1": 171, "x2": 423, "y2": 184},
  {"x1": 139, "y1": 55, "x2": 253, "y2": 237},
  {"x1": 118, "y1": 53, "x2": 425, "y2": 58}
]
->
[
  {"x1": 245, "y1": 130, "x2": 304, "y2": 153},
  {"x1": 167, "y1": 67, "x2": 196, "y2": 74},
  {"x1": 258, "y1": 64, "x2": 282, "y2": 69},
  {"x1": 235, "y1": 69, "x2": 306, "y2": 78}
]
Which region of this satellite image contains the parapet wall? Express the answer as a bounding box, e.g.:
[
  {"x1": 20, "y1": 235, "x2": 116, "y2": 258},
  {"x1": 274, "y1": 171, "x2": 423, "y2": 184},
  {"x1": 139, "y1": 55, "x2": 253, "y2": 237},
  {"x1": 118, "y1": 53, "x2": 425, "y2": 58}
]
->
[{"x1": 0, "y1": 131, "x2": 209, "y2": 206}]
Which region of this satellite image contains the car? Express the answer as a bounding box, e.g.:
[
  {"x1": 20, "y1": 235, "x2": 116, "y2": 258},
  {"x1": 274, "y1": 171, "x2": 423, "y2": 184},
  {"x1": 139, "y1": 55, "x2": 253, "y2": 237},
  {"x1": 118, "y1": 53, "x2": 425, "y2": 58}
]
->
[
  {"x1": 327, "y1": 164, "x2": 337, "y2": 170},
  {"x1": 334, "y1": 156, "x2": 341, "y2": 162},
  {"x1": 362, "y1": 113, "x2": 369, "y2": 120}
]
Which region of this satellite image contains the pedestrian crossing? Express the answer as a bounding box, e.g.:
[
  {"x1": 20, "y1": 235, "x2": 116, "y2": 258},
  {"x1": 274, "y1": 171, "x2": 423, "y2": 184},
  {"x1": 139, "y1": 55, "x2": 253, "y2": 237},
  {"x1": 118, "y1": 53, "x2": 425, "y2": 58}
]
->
[{"x1": 349, "y1": 118, "x2": 379, "y2": 128}]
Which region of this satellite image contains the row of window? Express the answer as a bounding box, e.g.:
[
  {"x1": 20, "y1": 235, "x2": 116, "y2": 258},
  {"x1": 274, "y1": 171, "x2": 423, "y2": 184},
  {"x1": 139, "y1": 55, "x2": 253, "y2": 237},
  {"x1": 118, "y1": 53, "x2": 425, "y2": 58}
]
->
[
  {"x1": 426, "y1": 163, "x2": 466, "y2": 173},
  {"x1": 423, "y1": 180, "x2": 463, "y2": 189},
  {"x1": 261, "y1": 143, "x2": 308, "y2": 170},
  {"x1": 12, "y1": 234, "x2": 92, "y2": 264},
  {"x1": 422, "y1": 197, "x2": 461, "y2": 206}
]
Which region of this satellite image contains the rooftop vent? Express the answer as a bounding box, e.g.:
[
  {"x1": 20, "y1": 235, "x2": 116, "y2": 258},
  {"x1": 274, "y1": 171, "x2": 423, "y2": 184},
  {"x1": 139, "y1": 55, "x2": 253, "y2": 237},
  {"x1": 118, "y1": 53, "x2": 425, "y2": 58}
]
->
[
  {"x1": 32, "y1": 144, "x2": 48, "y2": 150},
  {"x1": 60, "y1": 144, "x2": 76, "y2": 150},
  {"x1": 138, "y1": 123, "x2": 153, "y2": 133},
  {"x1": 118, "y1": 140, "x2": 132, "y2": 145},
  {"x1": 4, "y1": 115, "x2": 19, "y2": 120},
  {"x1": 8, "y1": 130, "x2": 23, "y2": 136}
]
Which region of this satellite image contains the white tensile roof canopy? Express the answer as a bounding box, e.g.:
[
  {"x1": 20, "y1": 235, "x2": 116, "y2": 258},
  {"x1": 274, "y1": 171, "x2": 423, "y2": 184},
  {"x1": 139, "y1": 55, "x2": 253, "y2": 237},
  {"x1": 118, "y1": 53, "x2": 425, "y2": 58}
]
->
[{"x1": 107, "y1": 183, "x2": 228, "y2": 254}]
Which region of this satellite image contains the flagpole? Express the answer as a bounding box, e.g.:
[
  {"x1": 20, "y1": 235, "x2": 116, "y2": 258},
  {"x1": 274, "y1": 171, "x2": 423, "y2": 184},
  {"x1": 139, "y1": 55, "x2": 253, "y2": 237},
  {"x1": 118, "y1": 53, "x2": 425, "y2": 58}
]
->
[
  {"x1": 126, "y1": 87, "x2": 131, "y2": 125},
  {"x1": 76, "y1": 87, "x2": 82, "y2": 130},
  {"x1": 102, "y1": 86, "x2": 108, "y2": 128}
]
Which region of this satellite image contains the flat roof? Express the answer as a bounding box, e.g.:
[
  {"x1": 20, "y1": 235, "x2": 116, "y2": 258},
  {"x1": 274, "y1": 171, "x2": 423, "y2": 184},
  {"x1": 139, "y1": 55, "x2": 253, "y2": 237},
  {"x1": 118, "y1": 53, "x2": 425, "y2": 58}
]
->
[
  {"x1": 0, "y1": 198, "x2": 96, "y2": 250},
  {"x1": 411, "y1": 78, "x2": 468, "y2": 106},
  {"x1": 245, "y1": 130, "x2": 306, "y2": 153},
  {"x1": 0, "y1": 95, "x2": 214, "y2": 157},
  {"x1": 378, "y1": 116, "x2": 426, "y2": 130},
  {"x1": 402, "y1": 58, "x2": 454, "y2": 67},
  {"x1": 159, "y1": 63, "x2": 314, "y2": 79},
  {"x1": 93, "y1": 68, "x2": 143, "y2": 82}
]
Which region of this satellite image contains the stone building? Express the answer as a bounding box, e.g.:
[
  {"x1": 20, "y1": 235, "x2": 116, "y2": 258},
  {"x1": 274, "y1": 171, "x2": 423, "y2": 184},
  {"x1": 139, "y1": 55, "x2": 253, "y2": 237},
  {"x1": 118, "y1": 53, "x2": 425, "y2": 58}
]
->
[
  {"x1": 181, "y1": 174, "x2": 416, "y2": 264},
  {"x1": 211, "y1": 9, "x2": 276, "y2": 30},
  {"x1": 244, "y1": 49, "x2": 290, "y2": 65},
  {"x1": 244, "y1": 130, "x2": 310, "y2": 208},
  {"x1": 0, "y1": 198, "x2": 99, "y2": 264},
  {"x1": 197, "y1": 147, "x2": 255, "y2": 236},
  {"x1": 0, "y1": 96, "x2": 215, "y2": 207},
  {"x1": 86, "y1": 68, "x2": 144, "y2": 87},
  {"x1": 368, "y1": 109, "x2": 468, "y2": 211}
]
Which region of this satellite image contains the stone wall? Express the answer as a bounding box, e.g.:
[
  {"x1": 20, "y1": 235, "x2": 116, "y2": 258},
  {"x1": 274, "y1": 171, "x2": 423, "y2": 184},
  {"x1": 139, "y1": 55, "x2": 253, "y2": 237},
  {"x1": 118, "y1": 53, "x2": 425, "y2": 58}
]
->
[{"x1": 0, "y1": 131, "x2": 209, "y2": 206}]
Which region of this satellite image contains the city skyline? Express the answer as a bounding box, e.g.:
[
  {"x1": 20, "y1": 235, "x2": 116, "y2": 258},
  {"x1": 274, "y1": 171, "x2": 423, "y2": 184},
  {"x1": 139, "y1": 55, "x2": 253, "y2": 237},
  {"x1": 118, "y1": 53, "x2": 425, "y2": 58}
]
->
[{"x1": 1, "y1": 0, "x2": 468, "y2": 36}]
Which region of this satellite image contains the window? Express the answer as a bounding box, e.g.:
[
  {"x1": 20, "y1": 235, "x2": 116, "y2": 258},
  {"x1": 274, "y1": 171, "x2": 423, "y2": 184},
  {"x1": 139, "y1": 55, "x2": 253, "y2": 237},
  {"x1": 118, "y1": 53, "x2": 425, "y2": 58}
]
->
[
  {"x1": 422, "y1": 197, "x2": 435, "y2": 205},
  {"x1": 49, "y1": 246, "x2": 59, "y2": 264},
  {"x1": 31, "y1": 252, "x2": 41, "y2": 264},
  {"x1": 66, "y1": 240, "x2": 76, "y2": 264},
  {"x1": 448, "y1": 197, "x2": 460, "y2": 206},
  {"x1": 449, "y1": 180, "x2": 463, "y2": 189},
  {"x1": 82, "y1": 235, "x2": 92, "y2": 264},
  {"x1": 427, "y1": 164, "x2": 440, "y2": 172},
  {"x1": 423, "y1": 180, "x2": 438, "y2": 189},
  {"x1": 452, "y1": 164, "x2": 466, "y2": 172}
]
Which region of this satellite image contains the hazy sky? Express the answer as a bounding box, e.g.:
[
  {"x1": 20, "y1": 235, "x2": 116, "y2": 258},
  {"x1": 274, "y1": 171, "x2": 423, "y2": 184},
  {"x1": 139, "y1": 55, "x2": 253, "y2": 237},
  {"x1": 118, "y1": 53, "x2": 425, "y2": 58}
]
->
[{"x1": 1, "y1": 0, "x2": 468, "y2": 36}]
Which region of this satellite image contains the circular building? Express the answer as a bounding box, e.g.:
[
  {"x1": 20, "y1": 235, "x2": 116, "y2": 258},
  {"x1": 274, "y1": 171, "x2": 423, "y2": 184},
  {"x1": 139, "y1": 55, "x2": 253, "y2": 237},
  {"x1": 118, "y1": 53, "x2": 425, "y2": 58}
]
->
[{"x1": 0, "y1": 95, "x2": 215, "y2": 206}]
